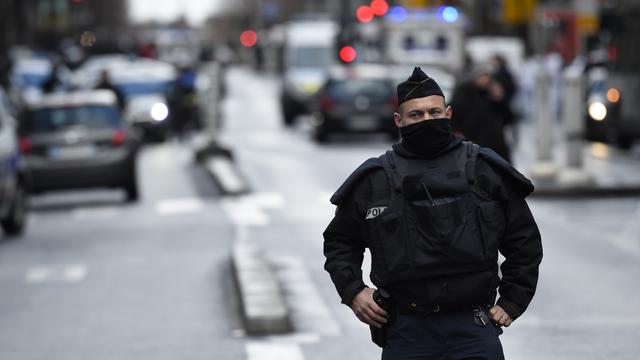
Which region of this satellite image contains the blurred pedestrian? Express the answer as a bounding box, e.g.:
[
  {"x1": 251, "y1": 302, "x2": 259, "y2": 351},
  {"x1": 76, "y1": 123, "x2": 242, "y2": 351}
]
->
[
  {"x1": 95, "y1": 70, "x2": 125, "y2": 110},
  {"x1": 450, "y1": 63, "x2": 514, "y2": 163},
  {"x1": 491, "y1": 54, "x2": 517, "y2": 107},
  {"x1": 324, "y1": 67, "x2": 542, "y2": 359},
  {"x1": 169, "y1": 66, "x2": 200, "y2": 138},
  {"x1": 42, "y1": 64, "x2": 66, "y2": 94},
  {"x1": 491, "y1": 54, "x2": 519, "y2": 145}
]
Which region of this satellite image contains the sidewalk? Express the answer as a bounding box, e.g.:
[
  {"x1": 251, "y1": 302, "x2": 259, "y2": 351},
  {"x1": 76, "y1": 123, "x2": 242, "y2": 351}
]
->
[{"x1": 513, "y1": 122, "x2": 640, "y2": 196}]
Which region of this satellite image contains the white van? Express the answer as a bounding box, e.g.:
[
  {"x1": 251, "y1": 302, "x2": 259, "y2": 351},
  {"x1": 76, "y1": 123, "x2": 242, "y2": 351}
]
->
[{"x1": 280, "y1": 19, "x2": 338, "y2": 126}]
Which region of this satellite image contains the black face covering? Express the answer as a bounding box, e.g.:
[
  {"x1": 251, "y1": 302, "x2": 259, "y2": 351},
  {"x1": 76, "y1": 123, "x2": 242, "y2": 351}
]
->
[{"x1": 399, "y1": 118, "x2": 454, "y2": 156}]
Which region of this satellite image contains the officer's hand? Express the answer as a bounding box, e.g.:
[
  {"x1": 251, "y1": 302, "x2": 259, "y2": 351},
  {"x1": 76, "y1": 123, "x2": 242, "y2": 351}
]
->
[
  {"x1": 350, "y1": 288, "x2": 388, "y2": 328},
  {"x1": 488, "y1": 305, "x2": 513, "y2": 327}
]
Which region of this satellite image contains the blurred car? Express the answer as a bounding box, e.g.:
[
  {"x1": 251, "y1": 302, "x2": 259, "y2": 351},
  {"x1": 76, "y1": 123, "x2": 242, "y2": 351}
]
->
[
  {"x1": 155, "y1": 28, "x2": 202, "y2": 68},
  {"x1": 0, "y1": 88, "x2": 28, "y2": 236},
  {"x1": 280, "y1": 19, "x2": 338, "y2": 126},
  {"x1": 70, "y1": 54, "x2": 131, "y2": 86},
  {"x1": 19, "y1": 90, "x2": 141, "y2": 202},
  {"x1": 310, "y1": 65, "x2": 398, "y2": 142},
  {"x1": 124, "y1": 94, "x2": 170, "y2": 141},
  {"x1": 584, "y1": 67, "x2": 638, "y2": 149},
  {"x1": 73, "y1": 55, "x2": 176, "y2": 141},
  {"x1": 8, "y1": 56, "x2": 54, "y2": 108}
]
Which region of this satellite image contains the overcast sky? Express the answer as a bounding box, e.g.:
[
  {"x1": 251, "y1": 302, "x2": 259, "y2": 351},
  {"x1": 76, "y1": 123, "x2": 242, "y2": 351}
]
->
[{"x1": 129, "y1": 0, "x2": 225, "y2": 25}]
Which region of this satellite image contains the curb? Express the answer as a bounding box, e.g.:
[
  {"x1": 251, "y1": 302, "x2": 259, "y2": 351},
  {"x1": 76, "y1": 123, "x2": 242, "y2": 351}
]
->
[
  {"x1": 231, "y1": 236, "x2": 292, "y2": 334},
  {"x1": 194, "y1": 139, "x2": 292, "y2": 334},
  {"x1": 195, "y1": 140, "x2": 250, "y2": 196}
]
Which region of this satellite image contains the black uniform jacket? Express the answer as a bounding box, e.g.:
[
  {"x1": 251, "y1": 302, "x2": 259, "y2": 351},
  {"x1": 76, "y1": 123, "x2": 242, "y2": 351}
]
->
[{"x1": 323, "y1": 142, "x2": 543, "y2": 320}]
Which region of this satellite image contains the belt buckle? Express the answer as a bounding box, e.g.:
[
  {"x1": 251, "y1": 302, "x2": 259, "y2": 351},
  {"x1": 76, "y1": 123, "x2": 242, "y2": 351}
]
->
[{"x1": 432, "y1": 305, "x2": 440, "y2": 313}]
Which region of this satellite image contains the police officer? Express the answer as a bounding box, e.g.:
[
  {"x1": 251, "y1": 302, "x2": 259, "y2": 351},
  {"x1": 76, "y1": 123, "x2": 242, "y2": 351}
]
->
[{"x1": 323, "y1": 67, "x2": 542, "y2": 359}]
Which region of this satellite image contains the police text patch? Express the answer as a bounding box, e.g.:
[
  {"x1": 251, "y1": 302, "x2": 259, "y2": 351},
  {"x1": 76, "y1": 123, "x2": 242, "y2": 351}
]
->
[{"x1": 366, "y1": 206, "x2": 387, "y2": 220}]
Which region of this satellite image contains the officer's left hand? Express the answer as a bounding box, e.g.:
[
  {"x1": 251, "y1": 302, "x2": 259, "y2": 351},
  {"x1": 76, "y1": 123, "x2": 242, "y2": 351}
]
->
[{"x1": 488, "y1": 305, "x2": 513, "y2": 327}]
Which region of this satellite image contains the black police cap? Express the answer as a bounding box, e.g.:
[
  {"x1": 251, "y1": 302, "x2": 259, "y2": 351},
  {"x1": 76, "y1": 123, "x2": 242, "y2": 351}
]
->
[{"x1": 397, "y1": 66, "x2": 444, "y2": 106}]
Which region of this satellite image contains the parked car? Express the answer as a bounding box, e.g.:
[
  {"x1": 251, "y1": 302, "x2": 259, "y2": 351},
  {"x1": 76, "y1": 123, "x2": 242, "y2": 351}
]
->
[
  {"x1": 19, "y1": 90, "x2": 141, "y2": 201},
  {"x1": 73, "y1": 55, "x2": 176, "y2": 141},
  {"x1": 584, "y1": 67, "x2": 638, "y2": 149},
  {"x1": 124, "y1": 93, "x2": 171, "y2": 141},
  {"x1": 8, "y1": 56, "x2": 53, "y2": 109},
  {"x1": 310, "y1": 65, "x2": 398, "y2": 142},
  {"x1": 0, "y1": 88, "x2": 28, "y2": 236}
]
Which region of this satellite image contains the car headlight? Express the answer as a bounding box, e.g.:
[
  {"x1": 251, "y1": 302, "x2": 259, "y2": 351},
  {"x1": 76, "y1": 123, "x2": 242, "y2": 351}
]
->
[
  {"x1": 588, "y1": 102, "x2": 607, "y2": 121},
  {"x1": 150, "y1": 103, "x2": 169, "y2": 121},
  {"x1": 297, "y1": 82, "x2": 321, "y2": 95}
]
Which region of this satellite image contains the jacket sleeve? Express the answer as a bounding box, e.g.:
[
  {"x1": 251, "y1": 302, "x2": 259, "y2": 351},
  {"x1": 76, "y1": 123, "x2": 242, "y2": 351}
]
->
[
  {"x1": 496, "y1": 193, "x2": 543, "y2": 320},
  {"x1": 323, "y1": 186, "x2": 368, "y2": 307},
  {"x1": 477, "y1": 159, "x2": 543, "y2": 320}
]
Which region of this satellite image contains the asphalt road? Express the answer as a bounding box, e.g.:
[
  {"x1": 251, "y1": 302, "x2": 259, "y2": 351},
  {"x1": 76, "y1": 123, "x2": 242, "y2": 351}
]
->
[
  {"x1": 2, "y1": 66, "x2": 640, "y2": 360},
  {"x1": 0, "y1": 141, "x2": 247, "y2": 359}
]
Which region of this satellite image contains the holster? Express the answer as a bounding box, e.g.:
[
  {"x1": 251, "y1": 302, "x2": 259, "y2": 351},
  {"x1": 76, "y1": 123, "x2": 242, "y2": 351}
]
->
[{"x1": 369, "y1": 289, "x2": 394, "y2": 348}]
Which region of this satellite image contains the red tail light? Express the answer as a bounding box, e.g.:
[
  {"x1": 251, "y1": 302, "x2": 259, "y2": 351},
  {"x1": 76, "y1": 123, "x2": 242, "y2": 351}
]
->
[
  {"x1": 608, "y1": 45, "x2": 618, "y2": 61},
  {"x1": 19, "y1": 137, "x2": 32, "y2": 154},
  {"x1": 320, "y1": 96, "x2": 335, "y2": 110},
  {"x1": 112, "y1": 129, "x2": 127, "y2": 145}
]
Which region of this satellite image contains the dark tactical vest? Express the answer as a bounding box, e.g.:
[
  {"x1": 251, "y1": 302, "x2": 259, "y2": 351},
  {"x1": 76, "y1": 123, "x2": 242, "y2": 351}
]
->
[{"x1": 364, "y1": 142, "x2": 506, "y2": 288}]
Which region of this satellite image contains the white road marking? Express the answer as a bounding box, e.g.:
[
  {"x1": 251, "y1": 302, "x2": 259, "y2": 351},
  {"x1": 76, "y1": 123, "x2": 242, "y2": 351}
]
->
[
  {"x1": 244, "y1": 192, "x2": 285, "y2": 210},
  {"x1": 71, "y1": 206, "x2": 120, "y2": 220},
  {"x1": 207, "y1": 156, "x2": 247, "y2": 194},
  {"x1": 25, "y1": 267, "x2": 51, "y2": 284},
  {"x1": 221, "y1": 192, "x2": 285, "y2": 226},
  {"x1": 63, "y1": 264, "x2": 88, "y2": 282},
  {"x1": 222, "y1": 200, "x2": 270, "y2": 226},
  {"x1": 246, "y1": 342, "x2": 304, "y2": 360},
  {"x1": 156, "y1": 198, "x2": 204, "y2": 216},
  {"x1": 221, "y1": 191, "x2": 339, "y2": 226},
  {"x1": 25, "y1": 264, "x2": 88, "y2": 283}
]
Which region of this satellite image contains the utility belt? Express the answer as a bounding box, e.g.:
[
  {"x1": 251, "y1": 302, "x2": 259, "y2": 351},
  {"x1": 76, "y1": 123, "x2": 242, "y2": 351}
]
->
[
  {"x1": 383, "y1": 269, "x2": 499, "y2": 314},
  {"x1": 393, "y1": 299, "x2": 489, "y2": 316},
  {"x1": 370, "y1": 288, "x2": 495, "y2": 348}
]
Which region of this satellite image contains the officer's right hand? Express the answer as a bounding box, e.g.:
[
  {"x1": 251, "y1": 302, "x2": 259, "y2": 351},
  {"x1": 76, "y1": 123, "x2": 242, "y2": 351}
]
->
[{"x1": 350, "y1": 287, "x2": 388, "y2": 328}]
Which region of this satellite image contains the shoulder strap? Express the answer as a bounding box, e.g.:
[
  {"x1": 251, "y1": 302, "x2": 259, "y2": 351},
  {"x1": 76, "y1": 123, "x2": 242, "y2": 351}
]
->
[
  {"x1": 464, "y1": 141, "x2": 481, "y2": 185},
  {"x1": 378, "y1": 150, "x2": 402, "y2": 195}
]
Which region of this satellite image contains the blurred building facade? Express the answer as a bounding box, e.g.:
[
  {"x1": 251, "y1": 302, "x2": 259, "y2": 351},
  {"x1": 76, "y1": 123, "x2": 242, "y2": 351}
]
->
[
  {"x1": 0, "y1": 0, "x2": 128, "y2": 54},
  {"x1": 0, "y1": 0, "x2": 38, "y2": 53}
]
